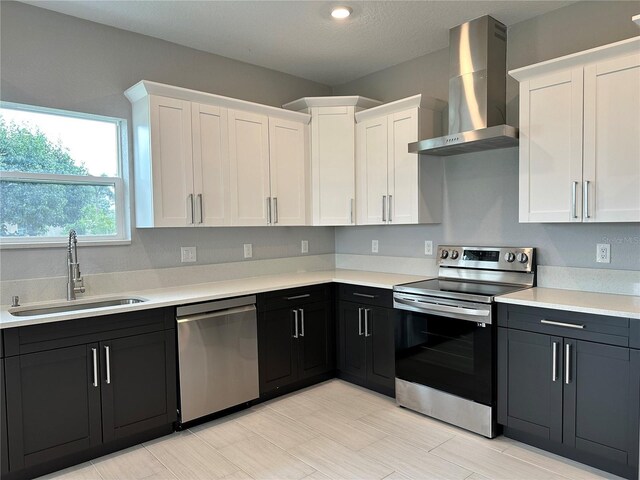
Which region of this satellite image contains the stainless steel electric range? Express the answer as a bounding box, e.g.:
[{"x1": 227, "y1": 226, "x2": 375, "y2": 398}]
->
[{"x1": 393, "y1": 245, "x2": 535, "y2": 438}]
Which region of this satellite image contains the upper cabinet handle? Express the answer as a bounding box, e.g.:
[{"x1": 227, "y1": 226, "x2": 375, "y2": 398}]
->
[
  {"x1": 350, "y1": 198, "x2": 354, "y2": 224},
  {"x1": 188, "y1": 194, "x2": 195, "y2": 225},
  {"x1": 583, "y1": 180, "x2": 590, "y2": 219},
  {"x1": 382, "y1": 196, "x2": 387, "y2": 222},
  {"x1": 273, "y1": 197, "x2": 278, "y2": 224},
  {"x1": 388, "y1": 195, "x2": 392, "y2": 223},
  {"x1": 197, "y1": 194, "x2": 203, "y2": 224},
  {"x1": 571, "y1": 181, "x2": 578, "y2": 219},
  {"x1": 266, "y1": 197, "x2": 272, "y2": 224}
]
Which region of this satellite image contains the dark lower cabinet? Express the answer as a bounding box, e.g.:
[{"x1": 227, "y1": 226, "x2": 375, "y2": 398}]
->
[
  {"x1": 2, "y1": 308, "x2": 177, "y2": 480},
  {"x1": 257, "y1": 285, "x2": 334, "y2": 396},
  {"x1": 1, "y1": 358, "x2": 10, "y2": 477},
  {"x1": 498, "y1": 305, "x2": 640, "y2": 480}
]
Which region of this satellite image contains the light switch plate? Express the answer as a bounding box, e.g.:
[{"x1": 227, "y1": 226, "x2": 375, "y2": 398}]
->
[
  {"x1": 596, "y1": 243, "x2": 610, "y2": 263},
  {"x1": 371, "y1": 240, "x2": 379, "y2": 253},
  {"x1": 244, "y1": 244, "x2": 253, "y2": 259},
  {"x1": 425, "y1": 240, "x2": 433, "y2": 256},
  {"x1": 180, "y1": 246, "x2": 196, "y2": 263},
  {"x1": 301, "y1": 240, "x2": 309, "y2": 254}
]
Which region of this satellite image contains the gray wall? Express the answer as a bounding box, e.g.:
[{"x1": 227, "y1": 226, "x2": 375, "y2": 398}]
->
[
  {"x1": 0, "y1": 1, "x2": 334, "y2": 281},
  {"x1": 334, "y1": 0, "x2": 640, "y2": 271}
]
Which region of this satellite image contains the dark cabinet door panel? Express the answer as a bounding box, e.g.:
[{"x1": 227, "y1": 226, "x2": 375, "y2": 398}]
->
[
  {"x1": 1, "y1": 359, "x2": 9, "y2": 476},
  {"x1": 338, "y1": 301, "x2": 366, "y2": 381},
  {"x1": 298, "y1": 302, "x2": 332, "y2": 380},
  {"x1": 366, "y1": 306, "x2": 395, "y2": 391},
  {"x1": 5, "y1": 344, "x2": 102, "y2": 470},
  {"x1": 258, "y1": 308, "x2": 298, "y2": 393}
]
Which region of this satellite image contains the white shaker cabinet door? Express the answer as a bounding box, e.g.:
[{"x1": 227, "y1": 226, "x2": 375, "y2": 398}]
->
[
  {"x1": 519, "y1": 69, "x2": 584, "y2": 223},
  {"x1": 149, "y1": 95, "x2": 194, "y2": 227},
  {"x1": 387, "y1": 108, "x2": 419, "y2": 224},
  {"x1": 356, "y1": 115, "x2": 388, "y2": 225},
  {"x1": 583, "y1": 53, "x2": 640, "y2": 222},
  {"x1": 268, "y1": 117, "x2": 308, "y2": 226},
  {"x1": 192, "y1": 103, "x2": 230, "y2": 226},
  {"x1": 311, "y1": 106, "x2": 355, "y2": 225},
  {"x1": 228, "y1": 109, "x2": 270, "y2": 226}
]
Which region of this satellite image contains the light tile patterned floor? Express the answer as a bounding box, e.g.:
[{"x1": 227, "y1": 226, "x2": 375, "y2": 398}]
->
[{"x1": 39, "y1": 379, "x2": 623, "y2": 480}]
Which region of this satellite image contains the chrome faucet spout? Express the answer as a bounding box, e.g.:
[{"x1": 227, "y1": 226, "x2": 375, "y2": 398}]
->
[{"x1": 67, "y1": 229, "x2": 85, "y2": 300}]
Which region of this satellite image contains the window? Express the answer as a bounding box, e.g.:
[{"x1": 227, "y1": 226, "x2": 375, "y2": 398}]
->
[{"x1": 0, "y1": 102, "x2": 129, "y2": 246}]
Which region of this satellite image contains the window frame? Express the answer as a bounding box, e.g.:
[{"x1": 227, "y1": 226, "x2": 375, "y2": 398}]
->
[{"x1": 0, "y1": 101, "x2": 131, "y2": 248}]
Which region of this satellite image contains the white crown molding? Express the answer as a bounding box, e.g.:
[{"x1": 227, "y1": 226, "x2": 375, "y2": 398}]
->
[
  {"x1": 282, "y1": 95, "x2": 382, "y2": 112},
  {"x1": 355, "y1": 94, "x2": 447, "y2": 122}
]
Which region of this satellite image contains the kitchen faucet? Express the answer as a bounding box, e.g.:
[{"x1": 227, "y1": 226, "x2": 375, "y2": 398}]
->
[{"x1": 67, "y1": 229, "x2": 85, "y2": 300}]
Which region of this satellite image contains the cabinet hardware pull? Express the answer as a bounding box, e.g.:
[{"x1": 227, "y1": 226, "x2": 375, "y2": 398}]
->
[
  {"x1": 388, "y1": 195, "x2": 392, "y2": 222},
  {"x1": 540, "y1": 319, "x2": 585, "y2": 330},
  {"x1": 299, "y1": 309, "x2": 305, "y2": 337},
  {"x1": 273, "y1": 197, "x2": 278, "y2": 224},
  {"x1": 364, "y1": 309, "x2": 371, "y2": 337},
  {"x1": 266, "y1": 197, "x2": 272, "y2": 224},
  {"x1": 382, "y1": 196, "x2": 387, "y2": 222},
  {"x1": 552, "y1": 341, "x2": 558, "y2": 382},
  {"x1": 353, "y1": 292, "x2": 376, "y2": 299},
  {"x1": 583, "y1": 180, "x2": 590, "y2": 219},
  {"x1": 571, "y1": 181, "x2": 578, "y2": 219},
  {"x1": 104, "y1": 345, "x2": 111, "y2": 384},
  {"x1": 91, "y1": 347, "x2": 98, "y2": 387},
  {"x1": 188, "y1": 194, "x2": 195, "y2": 225},
  {"x1": 358, "y1": 308, "x2": 363, "y2": 336},
  {"x1": 197, "y1": 194, "x2": 203, "y2": 224},
  {"x1": 350, "y1": 198, "x2": 354, "y2": 224},
  {"x1": 285, "y1": 294, "x2": 311, "y2": 301},
  {"x1": 293, "y1": 309, "x2": 299, "y2": 338},
  {"x1": 565, "y1": 343, "x2": 571, "y2": 385}
]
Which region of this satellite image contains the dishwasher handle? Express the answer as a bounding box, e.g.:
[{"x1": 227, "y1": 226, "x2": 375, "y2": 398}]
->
[{"x1": 177, "y1": 305, "x2": 256, "y2": 324}]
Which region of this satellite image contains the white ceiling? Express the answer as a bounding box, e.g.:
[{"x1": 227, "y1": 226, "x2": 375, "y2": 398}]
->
[{"x1": 21, "y1": 0, "x2": 575, "y2": 86}]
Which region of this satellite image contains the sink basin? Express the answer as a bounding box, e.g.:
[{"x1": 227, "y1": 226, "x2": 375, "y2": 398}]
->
[{"x1": 9, "y1": 297, "x2": 147, "y2": 317}]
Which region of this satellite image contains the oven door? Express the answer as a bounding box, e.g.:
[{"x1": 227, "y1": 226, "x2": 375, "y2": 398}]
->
[{"x1": 393, "y1": 293, "x2": 494, "y2": 406}]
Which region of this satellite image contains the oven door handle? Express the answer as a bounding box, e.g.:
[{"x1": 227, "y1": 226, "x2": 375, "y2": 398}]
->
[{"x1": 394, "y1": 296, "x2": 490, "y2": 317}]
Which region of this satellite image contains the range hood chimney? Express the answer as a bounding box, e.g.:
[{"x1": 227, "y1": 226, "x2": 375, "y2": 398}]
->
[{"x1": 409, "y1": 15, "x2": 518, "y2": 156}]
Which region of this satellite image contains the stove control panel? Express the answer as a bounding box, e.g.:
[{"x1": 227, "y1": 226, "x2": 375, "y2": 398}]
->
[{"x1": 437, "y1": 246, "x2": 535, "y2": 273}]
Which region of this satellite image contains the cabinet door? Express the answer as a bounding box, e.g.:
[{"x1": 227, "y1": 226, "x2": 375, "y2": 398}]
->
[
  {"x1": 583, "y1": 53, "x2": 640, "y2": 222},
  {"x1": 5, "y1": 344, "x2": 102, "y2": 470},
  {"x1": 149, "y1": 95, "x2": 194, "y2": 226},
  {"x1": 337, "y1": 301, "x2": 366, "y2": 381},
  {"x1": 519, "y1": 69, "x2": 584, "y2": 223},
  {"x1": 192, "y1": 103, "x2": 230, "y2": 226},
  {"x1": 269, "y1": 117, "x2": 308, "y2": 226},
  {"x1": 365, "y1": 306, "x2": 395, "y2": 392},
  {"x1": 311, "y1": 106, "x2": 355, "y2": 225},
  {"x1": 229, "y1": 109, "x2": 270, "y2": 226},
  {"x1": 258, "y1": 308, "x2": 299, "y2": 394},
  {"x1": 356, "y1": 115, "x2": 388, "y2": 225},
  {"x1": 101, "y1": 330, "x2": 176, "y2": 443},
  {"x1": 1, "y1": 359, "x2": 9, "y2": 476},
  {"x1": 297, "y1": 302, "x2": 333, "y2": 380},
  {"x1": 497, "y1": 328, "x2": 563, "y2": 443},
  {"x1": 388, "y1": 108, "x2": 419, "y2": 224},
  {"x1": 564, "y1": 340, "x2": 640, "y2": 472}
]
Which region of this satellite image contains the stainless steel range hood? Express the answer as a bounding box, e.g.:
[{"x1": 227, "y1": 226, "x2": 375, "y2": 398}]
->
[{"x1": 409, "y1": 16, "x2": 518, "y2": 156}]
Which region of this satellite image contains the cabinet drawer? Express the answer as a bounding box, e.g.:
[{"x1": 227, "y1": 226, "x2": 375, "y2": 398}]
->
[
  {"x1": 338, "y1": 284, "x2": 392, "y2": 308},
  {"x1": 257, "y1": 285, "x2": 331, "y2": 311},
  {"x1": 499, "y1": 305, "x2": 630, "y2": 347}
]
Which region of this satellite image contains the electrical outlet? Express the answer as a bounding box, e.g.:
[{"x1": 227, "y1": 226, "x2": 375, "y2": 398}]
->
[
  {"x1": 425, "y1": 240, "x2": 433, "y2": 256},
  {"x1": 301, "y1": 240, "x2": 309, "y2": 254},
  {"x1": 596, "y1": 243, "x2": 610, "y2": 263},
  {"x1": 180, "y1": 246, "x2": 196, "y2": 263},
  {"x1": 243, "y1": 243, "x2": 253, "y2": 259},
  {"x1": 371, "y1": 240, "x2": 379, "y2": 253}
]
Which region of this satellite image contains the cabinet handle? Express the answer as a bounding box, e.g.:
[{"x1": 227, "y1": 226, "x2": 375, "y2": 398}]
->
[
  {"x1": 583, "y1": 180, "x2": 590, "y2": 219},
  {"x1": 188, "y1": 194, "x2": 195, "y2": 224},
  {"x1": 197, "y1": 194, "x2": 203, "y2": 224},
  {"x1": 273, "y1": 197, "x2": 278, "y2": 224},
  {"x1": 388, "y1": 195, "x2": 392, "y2": 223},
  {"x1": 299, "y1": 308, "x2": 305, "y2": 337},
  {"x1": 364, "y1": 309, "x2": 371, "y2": 337},
  {"x1": 565, "y1": 343, "x2": 571, "y2": 385},
  {"x1": 571, "y1": 181, "x2": 578, "y2": 219},
  {"x1": 540, "y1": 319, "x2": 585, "y2": 330},
  {"x1": 285, "y1": 294, "x2": 310, "y2": 301},
  {"x1": 358, "y1": 308, "x2": 363, "y2": 336},
  {"x1": 104, "y1": 345, "x2": 111, "y2": 384},
  {"x1": 382, "y1": 196, "x2": 387, "y2": 222},
  {"x1": 91, "y1": 347, "x2": 98, "y2": 388},
  {"x1": 293, "y1": 309, "x2": 299, "y2": 338},
  {"x1": 552, "y1": 341, "x2": 558, "y2": 382},
  {"x1": 266, "y1": 197, "x2": 272, "y2": 224},
  {"x1": 353, "y1": 292, "x2": 377, "y2": 299},
  {"x1": 350, "y1": 198, "x2": 354, "y2": 224}
]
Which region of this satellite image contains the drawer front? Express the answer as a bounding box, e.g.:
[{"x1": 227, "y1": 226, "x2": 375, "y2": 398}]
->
[
  {"x1": 338, "y1": 284, "x2": 392, "y2": 308},
  {"x1": 258, "y1": 284, "x2": 331, "y2": 311},
  {"x1": 501, "y1": 305, "x2": 629, "y2": 346},
  {"x1": 631, "y1": 319, "x2": 640, "y2": 350}
]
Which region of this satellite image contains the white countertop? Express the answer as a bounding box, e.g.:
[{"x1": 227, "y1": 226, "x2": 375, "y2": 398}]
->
[
  {"x1": 496, "y1": 287, "x2": 640, "y2": 319},
  {"x1": 0, "y1": 269, "x2": 428, "y2": 329}
]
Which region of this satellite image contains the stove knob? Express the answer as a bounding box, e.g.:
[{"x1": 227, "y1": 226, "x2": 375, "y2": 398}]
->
[
  {"x1": 450, "y1": 250, "x2": 459, "y2": 260},
  {"x1": 440, "y1": 249, "x2": 449, "y2": 259},
  {"x1": 516, "y1": 252, "x2": 529, "y2": 264},
  {"x1": 504, "y1": 252, "x2": 516, "y2": 263}
]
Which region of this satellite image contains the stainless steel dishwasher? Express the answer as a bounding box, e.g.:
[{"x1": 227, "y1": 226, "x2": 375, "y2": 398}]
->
[{"x1": 176, "y1": 295, "x2": 259, "y2": 424}]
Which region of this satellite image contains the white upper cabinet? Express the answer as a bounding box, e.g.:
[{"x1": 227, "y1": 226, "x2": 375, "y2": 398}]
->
[
  {"x1": 511, "y1": 37, "x2": 640, "y2": 223},
  {"x1": 355, "y1": 95, "x2": 445, "y2": 225}
]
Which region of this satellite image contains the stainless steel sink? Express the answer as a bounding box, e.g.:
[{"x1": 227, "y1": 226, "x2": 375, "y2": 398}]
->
[{"x1": 9, "y1": 297, "x2": 147, "y2": 317}]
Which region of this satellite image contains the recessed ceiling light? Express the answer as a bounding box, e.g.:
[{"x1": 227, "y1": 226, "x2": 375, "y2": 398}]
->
[{"x1": 331, "y1": 6, "x2": 352, "y2": 19}]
